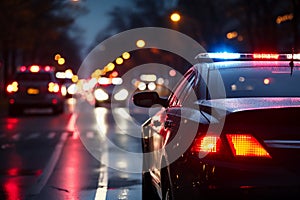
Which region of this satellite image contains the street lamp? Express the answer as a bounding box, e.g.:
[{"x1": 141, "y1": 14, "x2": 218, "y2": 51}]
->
[
  {"x1": 58, "y1": 57, "x2": 65, "y2": 65},
  {"x1": 136, "y1": 40, "x2": 146, "y2": 48},
  {"x1": 122, "y1": 52, "x2": 130, "y2": 59},
  {"x1": 115, "y1": 57, "x2": 124, "y2": 65},
  {"x1": 54, "y1": 53, "x2": 61, "y2": 61},
  {"x1": 170, "y1": 12, "x2": 181, "y2": 22},
  {"x1": 106, "y1": 63, "x2": 115, "y2": 71}
]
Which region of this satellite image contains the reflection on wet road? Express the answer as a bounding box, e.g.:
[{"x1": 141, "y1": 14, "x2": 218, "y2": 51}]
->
[
  {"x1": 91, "y1": 105, "x2": 148, "y2": 200},
  {"x1": 0, "y1": 98, "x2": 149, "y2": 199}
]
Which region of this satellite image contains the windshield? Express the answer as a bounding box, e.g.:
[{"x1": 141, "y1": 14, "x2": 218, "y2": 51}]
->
[{"x1": 209, "y1": 66, "x2": 300, "y2": 99}]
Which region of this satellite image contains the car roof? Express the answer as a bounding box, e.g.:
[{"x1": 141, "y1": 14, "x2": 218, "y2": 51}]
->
[{"x1": 196, "y1": 60, "x2": 300, "y2": 70}]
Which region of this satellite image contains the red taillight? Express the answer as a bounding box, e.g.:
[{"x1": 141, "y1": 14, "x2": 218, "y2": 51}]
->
[
  {"x1": 6, "y1": 81, "x2": 18, "y2": 93},
  {"x1": 52, "y1": 99, "x2": 58, "y2": 104},
  {"x1": 48, "y1": 82, "x2": 60, "y2": 93},
  {"x1": 9, "y1": 99, "x2": 15, "y2": 104},
  {"x1": 44, "y1": 66, "x2": 51, "y2": 72},
  {"x1": 19, "y1": 66, "x2": 27, "y2": 72},
  {"x1": 226, "y1": 134, "x2": 271, "y2": 158},
  {"x1": 191, "y1": 135, "x2": 220, "y2": 153}
]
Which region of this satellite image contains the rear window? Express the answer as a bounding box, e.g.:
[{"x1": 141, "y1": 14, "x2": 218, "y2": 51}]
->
[
  {"x1": 209, "y1": 66, "x2": 300, "y2": 98},
  {"x1": 15, "y1": 73, "x2": 52, "y2": 81}
]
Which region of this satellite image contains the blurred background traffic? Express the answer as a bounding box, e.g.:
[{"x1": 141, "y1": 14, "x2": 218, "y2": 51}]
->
[
  {"x1": 1, "y1": 1, "x2": 300, "y2": 199},
  {"x1": 0, "y1": 0, "x2": 300, "y2": 111}
]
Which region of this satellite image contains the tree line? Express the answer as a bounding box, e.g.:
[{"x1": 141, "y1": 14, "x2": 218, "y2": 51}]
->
[
  {"x1": 91, "y1": 0, "x2": 300, "y2": 77},
  {"x1": 94, "y1": 0, "x2": 299, "y2": 52},
  {"x1": 0, "y1": 0, "x2": 87, "y2": 93}
]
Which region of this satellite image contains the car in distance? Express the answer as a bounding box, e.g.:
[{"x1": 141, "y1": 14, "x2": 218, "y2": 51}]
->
[
  {"x1": 133, "y1": 53, "x2": 300, "y2": 199},
  {"x1": 93, "y1": 77, "x2": 129, "y2": 107},
  {"x1": 62, "y1": 79, "x2": 78, "y2": 98},
  {"x1": 6, "y1": 65, "x2": 65, "y2": 115}
]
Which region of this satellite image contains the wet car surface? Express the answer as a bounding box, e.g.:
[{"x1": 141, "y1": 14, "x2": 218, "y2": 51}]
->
[{"x1": 133, "y1": 53, "x2": 300, "y2": 200}]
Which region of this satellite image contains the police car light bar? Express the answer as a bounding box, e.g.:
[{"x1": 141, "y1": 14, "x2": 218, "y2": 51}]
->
[
  {"x1": 196, "y1": 52, "x2": 300, "y2": 60},
  {"x1": 17, "y1": 65, "x2": 55, "y2": 72}
]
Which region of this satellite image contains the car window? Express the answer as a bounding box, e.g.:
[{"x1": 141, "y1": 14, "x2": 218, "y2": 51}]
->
[
  {"x1": 209, "y1": 66, "x2": 300, "y2": 99},
  {"x1": 169, "y1": 69, "x2": 196, "y2": 107}
]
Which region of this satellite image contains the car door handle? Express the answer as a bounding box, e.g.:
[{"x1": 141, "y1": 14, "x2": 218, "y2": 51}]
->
[{"x1": 164, "y1": 120, "x2": 174, "y2": 128}]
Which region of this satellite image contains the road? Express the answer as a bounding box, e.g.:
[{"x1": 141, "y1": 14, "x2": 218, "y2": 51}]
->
[{"x1": 0, "y1": 98, "x2": 149, "y2": 200}]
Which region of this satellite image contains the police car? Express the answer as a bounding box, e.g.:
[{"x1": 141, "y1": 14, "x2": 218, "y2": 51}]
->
[
  {"x1": 133, "y1": 53, "x2": 300, "y2": 199},
  {"x1": 6, "y1": 65, "x2": 65, "y2": 115}
]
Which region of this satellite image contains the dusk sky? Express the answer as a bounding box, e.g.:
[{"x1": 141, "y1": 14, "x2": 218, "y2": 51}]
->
[{"x1": 74, "y1": 0, "x2": 132, "y2": 55}]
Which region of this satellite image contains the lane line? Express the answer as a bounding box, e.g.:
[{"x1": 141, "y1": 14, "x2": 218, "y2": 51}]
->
[
  {"x1": 94, "y1": 150, "x2": 108, "y2": 200},
  {"x1": 47, "y1": 132, "x2": 56, "y2": 139},
  {"x1": 12, "y1": 133, "x2": 20, "y2": 141},
  {"x1": 94, "y1": 108, "x2": 109, "y2": 200},
  {"x1": 26, "y1": 131, "x2": 69, "y2": 196},
  {"x1": 26, "y1": 132, "x2": 40, "y2": 140}
]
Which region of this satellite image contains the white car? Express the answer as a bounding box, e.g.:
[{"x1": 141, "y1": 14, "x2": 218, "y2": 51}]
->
[{"x1": 6, "y1": 65, "x2": 65, "y2": 115}]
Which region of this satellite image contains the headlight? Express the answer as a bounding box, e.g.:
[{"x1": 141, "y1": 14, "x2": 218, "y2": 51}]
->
[
  {"x1": 137, "y1": 82, "x2": 146, "y2": 90},
  {"x1": 7, "y1": 81, "x2": 18, "y2": 93},
  {"x1": 114, "y1": 89, "x2": 129, "y2": 101},
  {"x1": 61, "y1": 85, "x2": 67, "y2": 96},
  {"x1": 94, "y1": 88, "x2": 109, "y2": 101},
  {"x1": 67, "y1": 84, "x2": 77, "y2": 95},
  {"x1": 147, "y1": 82, "x2": 156, "y2": 90}
]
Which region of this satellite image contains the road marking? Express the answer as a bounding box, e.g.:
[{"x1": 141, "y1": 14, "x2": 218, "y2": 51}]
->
[
  {"x1": 94, "y1": 109, "x2": 109, "y2": 200},
  {"x1": 0, "y1": 132, "x2": 59, "y2": 141},
  {"x1": 27, "y1": 112, "x2": 77, "y2": 195},
  {"x1": 26, "y1": 131, "x2": 69, "y2": 196},
  {"x1": 94, "y1": 129, "x2": 109, "y2": 200},
  {"x1": 94, "y1": 151, "x2": 108, "y2": 200},
  {"x1": 12, "y1": 133, "x2": 20, "y2": 141},
  {"x1": 26, "y1": 132, "x2": 40, "y2": 140},
  {"x1": 47, "y1": 132, "x2": 56, "y2": 139}
]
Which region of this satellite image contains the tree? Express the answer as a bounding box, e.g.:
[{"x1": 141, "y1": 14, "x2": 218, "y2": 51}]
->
[
  {"x1": 89, "y1": 0, "x2": 193, "y2": 77},
  {"x1": 91, "y1": 0, "x2": 169, "y2": 45},
  {"x1": 177, "y1": 0, "x2": 299, "y2": 52},
  {"x1": 0, "y1": 0, "x2": 87, "y2": 95}
]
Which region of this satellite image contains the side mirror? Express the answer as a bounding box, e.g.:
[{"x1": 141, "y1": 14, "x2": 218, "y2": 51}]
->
[{"x1": 133, "y1": 91, "x2": 168, "y2": 108}]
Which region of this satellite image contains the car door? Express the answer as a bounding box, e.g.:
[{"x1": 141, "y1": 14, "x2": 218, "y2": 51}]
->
[{"x1": 147, "y1": 67, "x2": 198, "y2": 184}]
